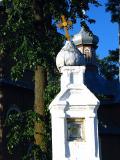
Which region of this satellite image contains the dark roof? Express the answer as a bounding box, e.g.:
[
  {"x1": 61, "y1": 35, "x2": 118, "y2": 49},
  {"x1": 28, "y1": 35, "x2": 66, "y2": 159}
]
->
[
  {"x1": 0, "y1": 78, "x2": 34, "y2": 90},
  {"x1": 84, "y1": 67, "x2": 120, "y2": 104}
]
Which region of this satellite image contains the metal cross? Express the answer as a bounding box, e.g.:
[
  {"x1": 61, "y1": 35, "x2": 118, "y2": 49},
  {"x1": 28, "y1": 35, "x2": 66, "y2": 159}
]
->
[{"x1": 57, "y1": 15, "x2": 72, "y2": 41}]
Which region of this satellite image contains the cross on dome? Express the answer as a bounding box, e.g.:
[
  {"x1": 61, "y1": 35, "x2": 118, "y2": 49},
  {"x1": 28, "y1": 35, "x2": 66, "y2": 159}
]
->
[{"x1": 57, "y1": 15, "x2": 72, "y2": 41}]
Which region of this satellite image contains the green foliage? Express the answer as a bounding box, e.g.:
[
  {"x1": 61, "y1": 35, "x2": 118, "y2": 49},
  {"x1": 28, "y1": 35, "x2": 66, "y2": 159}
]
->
[
  {"x1": 1, "y1": 0, "x2": 101, "y2": 79},
  {"x1": 5, "y1": 74, "x2": 60, "y2": 159},
  {"x1": 22, "y1": 144, "x2": 47, "y2": 160},
  {"x1": 6, "y1": 110, "x2": 48, "y2": 159},
  {"x1": 106, "y1": 0, "x2": 120, "y2": 23},
  {"x1": 98, "y1": 49, "x2": 119, "y2": 80},
  {"x1": 1, "y1": 0, "x2": 64, "y2": 79},
  {"x1": 44, "y1": 74, "x2": 60, "y2": 159},
  {"x1": 44, "y1": 75, "x2": 60, "y2": 109}
]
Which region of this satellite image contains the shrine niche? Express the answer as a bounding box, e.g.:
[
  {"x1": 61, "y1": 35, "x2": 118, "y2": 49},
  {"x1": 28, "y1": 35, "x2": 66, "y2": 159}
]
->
[{"x1": 67, "y1": 118, "x2": 85, "y2": 141}]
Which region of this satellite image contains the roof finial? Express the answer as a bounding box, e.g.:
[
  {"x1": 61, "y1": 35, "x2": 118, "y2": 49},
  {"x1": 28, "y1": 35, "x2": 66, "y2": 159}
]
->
[{"x1": 58, "y1": 15, "x2": 72, "y2": 41}]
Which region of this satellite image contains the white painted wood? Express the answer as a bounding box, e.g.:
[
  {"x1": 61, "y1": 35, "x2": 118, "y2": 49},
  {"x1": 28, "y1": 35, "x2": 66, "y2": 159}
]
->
[{"x1": 49, "y1": 41, "x2": 100, "y2": 160}]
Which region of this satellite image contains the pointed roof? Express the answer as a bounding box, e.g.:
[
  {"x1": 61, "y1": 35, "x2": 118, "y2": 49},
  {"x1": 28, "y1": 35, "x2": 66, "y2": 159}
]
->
[{"x1": 49, "y1": 84, "x2": 99, "y2": 110}]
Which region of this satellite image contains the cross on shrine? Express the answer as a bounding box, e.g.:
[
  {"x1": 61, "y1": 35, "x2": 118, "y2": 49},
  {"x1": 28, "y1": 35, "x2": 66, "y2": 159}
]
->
[{"x1": 57, "y1": 15, "x2": 72, "y2": 41}]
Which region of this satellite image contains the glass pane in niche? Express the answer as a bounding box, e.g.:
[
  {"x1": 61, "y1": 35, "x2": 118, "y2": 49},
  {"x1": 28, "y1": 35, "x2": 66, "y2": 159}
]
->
[{"x1": 67, "y1": 118, "x2": 85, "y2": 141}]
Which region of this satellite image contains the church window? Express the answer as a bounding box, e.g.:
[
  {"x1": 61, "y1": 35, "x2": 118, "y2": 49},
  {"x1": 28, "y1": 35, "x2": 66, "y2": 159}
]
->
[
  {"x1": 84, "y1": 48, "x2": 90, "y2": 57},
  {"x1": 6, "y1": 104, "x2": 21, "y2": 118}
]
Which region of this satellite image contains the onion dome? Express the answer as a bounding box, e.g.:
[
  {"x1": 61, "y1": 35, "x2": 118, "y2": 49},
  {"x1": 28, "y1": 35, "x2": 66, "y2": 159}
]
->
[
  {"x1": 56, "y1": 41, "x2": 85, "y2": 72},
  {"x1": 72, "y1": 28, "x2": 99, "y2": 46}
]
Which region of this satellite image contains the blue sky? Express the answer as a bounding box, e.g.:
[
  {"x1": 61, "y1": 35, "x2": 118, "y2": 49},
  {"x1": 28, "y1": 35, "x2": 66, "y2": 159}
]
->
[{"x1": 61, "y1": 0, "x2": 119, "y2": 59}]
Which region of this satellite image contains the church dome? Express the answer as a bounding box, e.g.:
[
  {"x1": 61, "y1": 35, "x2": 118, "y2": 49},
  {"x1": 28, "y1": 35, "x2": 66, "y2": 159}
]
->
[
  {"x1": 56, "y1": 41, "x2": 85, "y2": 72},
  {"x1": 72, "y1": 28, "x2": 99, "y2": 46}
]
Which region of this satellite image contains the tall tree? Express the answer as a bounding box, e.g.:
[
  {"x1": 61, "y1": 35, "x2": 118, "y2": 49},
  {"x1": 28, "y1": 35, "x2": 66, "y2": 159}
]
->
[
  {"x1": 1, "y1": 0, "x2": 100, "y2": 158},
  {"x1": 99, "y1": 49, "x2": 119, "y2": 80},
  {"x1": 106, "y1": 0, "x2": 120, "y2": 81}
]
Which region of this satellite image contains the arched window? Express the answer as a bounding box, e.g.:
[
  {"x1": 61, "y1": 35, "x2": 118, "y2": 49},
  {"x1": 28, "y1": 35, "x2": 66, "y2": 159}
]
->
[
  {"x1": 84, "y1": 47, "x2": 91, "y2": 62},
  {"x1": 84, "y1": 48, "x2": 90, "y2": 57},
  {"x1": 6, "y1": 104, "x2": 21, "y2": 119}
]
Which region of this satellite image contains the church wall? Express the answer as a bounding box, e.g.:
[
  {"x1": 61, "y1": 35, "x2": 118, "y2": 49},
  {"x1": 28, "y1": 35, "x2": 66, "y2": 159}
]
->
[
  {"x1": 3, "y1": 85, "x2": 34, "y2": 112},
  {"x1": 100, "y1": 135, "x2": 120, "y2": 160},
  {"x1": 98, "y1": 104, "x2": 120, "y2": 160},
  {"x1": 98, "y1": 104, "x2": 120, "y2": 133}
]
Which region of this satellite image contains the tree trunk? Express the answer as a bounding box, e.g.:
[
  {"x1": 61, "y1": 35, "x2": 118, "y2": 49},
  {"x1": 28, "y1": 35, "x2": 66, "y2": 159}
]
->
[{"x1": 34, "y1": 65, "x2": 46, "y2": 151}]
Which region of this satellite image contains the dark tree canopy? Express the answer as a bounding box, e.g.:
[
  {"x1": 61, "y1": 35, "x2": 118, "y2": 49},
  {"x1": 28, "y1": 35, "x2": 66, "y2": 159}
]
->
[
  {"x1": 0, "y1": 0, "x2": 101, "y2": 79},
  {"x1": 99, "y1": 49, "x2": 119, "y2": 80},
  {"x1": 105, "y1": 0, "x2": 120, "y2": 80},
  {"x1": 106, "y1": 0, "x2": 120, "y2": 23}
]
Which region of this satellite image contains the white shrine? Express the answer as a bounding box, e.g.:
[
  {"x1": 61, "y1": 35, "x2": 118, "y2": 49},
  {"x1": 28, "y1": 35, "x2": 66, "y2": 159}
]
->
[{"x1": 49, "y1": 40, "x2": 100, "y2": 160}]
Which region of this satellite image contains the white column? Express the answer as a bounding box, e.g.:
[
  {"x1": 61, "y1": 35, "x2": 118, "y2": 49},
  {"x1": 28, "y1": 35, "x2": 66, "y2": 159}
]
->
[
  {"x1": 49, "y1": 65, "x2": 100, "y2": 160},
  {"x1": 86, "y1": 110, "x2": 100, "y2": 160},
  {"x1": 51, "y1": 109, "x2": 66, "y2": 160},
  {"x1": 61, "y1": 66, "x2": 85, "y2": 90}
]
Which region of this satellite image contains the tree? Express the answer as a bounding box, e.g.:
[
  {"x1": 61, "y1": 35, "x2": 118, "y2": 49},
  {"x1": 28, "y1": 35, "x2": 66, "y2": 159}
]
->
[
  {"x1": 1, "y1": 0, "x2": 100, "y2": 159},
  {"x1": 106, "y1": 0, "x2": 120, "y2": 81},
  {"x1": 106, "y1": 0, "x2": 120, "y2": 23},
  {"x1": 99, "y1": 49, "x2": 119, "y2": 80}
]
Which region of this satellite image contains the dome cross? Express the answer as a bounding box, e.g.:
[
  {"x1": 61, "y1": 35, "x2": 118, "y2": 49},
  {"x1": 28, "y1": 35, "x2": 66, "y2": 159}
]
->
[{"x1": 57, "y1": 15, "x2": 72, "y2": 41}]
